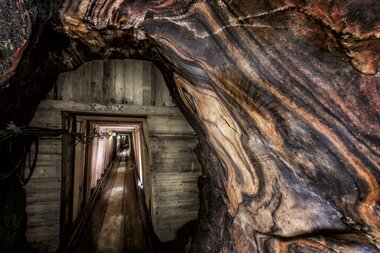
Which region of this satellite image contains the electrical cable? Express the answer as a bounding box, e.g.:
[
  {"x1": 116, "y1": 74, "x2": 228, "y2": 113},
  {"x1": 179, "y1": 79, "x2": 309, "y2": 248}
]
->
[
  {"x1": 0, "y1": 123, "x2": 112, "y2": 185},
  {"x1": 21, "y1": 139, "x2": 39, "y2": 186}
]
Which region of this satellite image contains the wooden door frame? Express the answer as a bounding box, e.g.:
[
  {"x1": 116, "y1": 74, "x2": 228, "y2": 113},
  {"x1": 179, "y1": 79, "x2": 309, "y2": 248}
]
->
[
  {"x1": 60, "y1": 111, "x2": 76, "y2": 247},
  {"x1": 59, "y1": 112, "x2": 153, "y2": 248}
]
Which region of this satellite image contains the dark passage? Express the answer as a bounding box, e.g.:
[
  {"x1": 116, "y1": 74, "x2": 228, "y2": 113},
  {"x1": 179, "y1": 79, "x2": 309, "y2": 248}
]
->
[{"x1": 65, "y1": 149, "x2": 148, "y2": 253}]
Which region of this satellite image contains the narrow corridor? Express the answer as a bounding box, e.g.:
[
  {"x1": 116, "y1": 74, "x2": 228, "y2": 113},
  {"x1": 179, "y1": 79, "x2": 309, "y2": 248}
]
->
[{"x1": 67, "y1": 149, "x2": 148, "y2": 253}]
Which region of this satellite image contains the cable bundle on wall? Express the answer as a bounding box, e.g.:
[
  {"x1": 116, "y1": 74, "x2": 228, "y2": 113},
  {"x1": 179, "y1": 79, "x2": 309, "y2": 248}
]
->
[
  {"x1": 0, "y1": 122, "x2": 112, "y2": 185},
  {"x1": 0, "y1": 122, "x2": 64, "y2": 185}
]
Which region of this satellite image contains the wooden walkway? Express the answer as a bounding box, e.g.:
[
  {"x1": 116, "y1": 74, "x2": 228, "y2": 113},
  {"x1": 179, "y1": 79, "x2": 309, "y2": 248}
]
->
[{"x1": 67, "y1": 150, "x2": 148, "y2": 253}]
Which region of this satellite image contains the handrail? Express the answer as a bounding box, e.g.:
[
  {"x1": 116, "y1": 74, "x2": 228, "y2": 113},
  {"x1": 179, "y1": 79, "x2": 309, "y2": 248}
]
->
[
  {"x1": 58, "y1": 152, "x2": 121, "y2": 253},
  {"x1": 129, "y1": 150, "x2": 162, "y2": 253}
]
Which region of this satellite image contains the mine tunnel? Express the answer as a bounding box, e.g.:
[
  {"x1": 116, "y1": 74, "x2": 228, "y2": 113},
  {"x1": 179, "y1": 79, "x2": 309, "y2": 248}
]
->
[
  {"x1": 21, "y1": 60, "x2": 202, "y2": 252},
  {"x1": 1, "y1": 1, "x2": 380, "y2": 253}
]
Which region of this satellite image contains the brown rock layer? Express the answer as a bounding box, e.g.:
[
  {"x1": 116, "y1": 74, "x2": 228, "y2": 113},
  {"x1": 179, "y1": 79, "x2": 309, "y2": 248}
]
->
[{"x1": 0, "y1": 0, "x2": 379, "y2": 252}]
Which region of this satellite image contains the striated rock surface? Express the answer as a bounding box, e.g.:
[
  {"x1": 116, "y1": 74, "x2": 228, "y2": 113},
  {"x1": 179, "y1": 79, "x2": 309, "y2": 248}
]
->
[
  {"x1": 0, "y1": 0, "x2": 64, "y2": 86},
  {"x1": 0, "y1": 0, "x2": 34, "y2": 86},
  {"x1": 0, "y1": 0, "x2": 380, "y2": 252}
]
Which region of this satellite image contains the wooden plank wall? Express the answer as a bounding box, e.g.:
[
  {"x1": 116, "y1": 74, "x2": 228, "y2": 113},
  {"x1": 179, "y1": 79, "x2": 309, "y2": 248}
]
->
[
  {"x1": 26, "y1": 59, "x2": 201, "y2": 251},
  {"x1": 147, "y1": 114, "x2": 201, "y2": 241},
  {"x1": 24, "y1": 137, "x2": 61, "y2": 252},
  {"x1": 149, "y1": 134, "x2": 201, "y2": 241},
  {"x1": 48, "y1": 60, "x2": 175, "y2": 107}
]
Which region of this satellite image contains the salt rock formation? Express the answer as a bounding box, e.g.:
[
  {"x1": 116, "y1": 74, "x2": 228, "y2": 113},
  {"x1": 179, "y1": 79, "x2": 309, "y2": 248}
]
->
[{"x1": 0, "y1": 0, "x2": 379, "y2": 252}]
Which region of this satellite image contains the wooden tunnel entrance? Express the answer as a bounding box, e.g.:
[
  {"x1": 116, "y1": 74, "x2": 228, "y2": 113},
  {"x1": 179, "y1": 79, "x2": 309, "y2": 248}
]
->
[
  {"x1": 24, "y1": 59, "x2": 202, "y2": 252},
  {"x1": 60, "y1": 113, "x2": 150, "y2": 248}
]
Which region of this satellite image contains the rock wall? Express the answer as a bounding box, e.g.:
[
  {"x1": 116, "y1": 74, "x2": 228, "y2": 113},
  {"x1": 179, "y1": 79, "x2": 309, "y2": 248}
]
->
[{"x1": 0, "y1": 0, "x2": 379, "y2": 252}]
